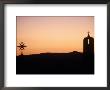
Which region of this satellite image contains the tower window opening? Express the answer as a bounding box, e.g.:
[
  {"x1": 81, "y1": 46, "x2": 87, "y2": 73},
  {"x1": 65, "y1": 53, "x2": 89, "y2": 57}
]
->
[{"x1": 88, "y1": 39, "x2": 90, "y2": 45}]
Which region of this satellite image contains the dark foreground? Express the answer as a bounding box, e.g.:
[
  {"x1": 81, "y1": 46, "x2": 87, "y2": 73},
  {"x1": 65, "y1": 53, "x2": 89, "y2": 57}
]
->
[{"x1": 16, "y1": 52, "x2": 94, "y2": 74}]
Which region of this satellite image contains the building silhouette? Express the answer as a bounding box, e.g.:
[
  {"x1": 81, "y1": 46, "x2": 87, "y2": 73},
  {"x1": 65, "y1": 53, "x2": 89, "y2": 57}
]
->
[{"x1": 83, "y1": 32, "x2": 94, "y2": 58}]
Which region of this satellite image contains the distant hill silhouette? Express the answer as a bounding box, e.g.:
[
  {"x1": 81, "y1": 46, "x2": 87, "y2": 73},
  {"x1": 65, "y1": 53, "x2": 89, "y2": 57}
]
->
[{"x1": 16, "y1": 51, "x2": 94, "y2": 74}]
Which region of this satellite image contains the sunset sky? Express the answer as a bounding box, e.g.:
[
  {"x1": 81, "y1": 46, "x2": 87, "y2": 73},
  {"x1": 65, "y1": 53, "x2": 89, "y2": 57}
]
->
[{"x1": 16, "y1": 16, "x2": 94, "y2": 55}]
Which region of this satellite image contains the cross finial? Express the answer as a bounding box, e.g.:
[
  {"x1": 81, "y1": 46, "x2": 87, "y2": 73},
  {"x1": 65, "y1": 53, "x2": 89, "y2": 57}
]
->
[{"x1": 87, "y1": 31, "x2": 90, "y2": 37}]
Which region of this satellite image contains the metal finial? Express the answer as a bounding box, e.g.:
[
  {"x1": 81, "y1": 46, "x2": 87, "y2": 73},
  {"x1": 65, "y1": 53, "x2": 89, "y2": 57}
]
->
[{"x1": 87, "y1": 31, "x2": 90, "y2": 37}]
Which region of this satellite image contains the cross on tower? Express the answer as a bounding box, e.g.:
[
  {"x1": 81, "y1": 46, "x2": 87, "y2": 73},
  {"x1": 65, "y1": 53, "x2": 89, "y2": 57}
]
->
[
  {"x1": 17, "y1": 42, "x2": 27, "y2": 55},
  {"x1": 87, "y1": 31, "x2": 90, "y2": 37}
]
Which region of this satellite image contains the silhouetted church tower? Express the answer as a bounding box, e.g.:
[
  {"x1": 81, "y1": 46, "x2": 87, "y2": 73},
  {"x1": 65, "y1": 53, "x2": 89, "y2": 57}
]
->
[
  {"x1": 83, "y1": 32, "x2": 94, "y2": 56},
  {"x1": 83, "y1": 32, "x2": 94, "y2": 73}
]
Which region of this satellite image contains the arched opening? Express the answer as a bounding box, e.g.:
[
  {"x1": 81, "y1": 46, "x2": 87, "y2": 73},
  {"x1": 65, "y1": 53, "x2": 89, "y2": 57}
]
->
[{"x1": 88, "y1": 39, "x2": 90, "y2": 45}]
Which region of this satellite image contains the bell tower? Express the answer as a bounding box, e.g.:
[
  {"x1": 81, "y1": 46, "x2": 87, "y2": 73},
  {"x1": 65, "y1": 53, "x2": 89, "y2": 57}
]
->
[
  {"x1": 83, "y1": 32, "x2": 94, "y2": 74},
  {"x1": 83, "y1": 32, "x2": 94, "y2": 56}
]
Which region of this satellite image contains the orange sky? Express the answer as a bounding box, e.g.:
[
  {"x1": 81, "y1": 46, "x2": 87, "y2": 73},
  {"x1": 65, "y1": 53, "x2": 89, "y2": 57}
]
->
[{"x1": 16, "y1": 16, "x2": 94, "y2": 55}]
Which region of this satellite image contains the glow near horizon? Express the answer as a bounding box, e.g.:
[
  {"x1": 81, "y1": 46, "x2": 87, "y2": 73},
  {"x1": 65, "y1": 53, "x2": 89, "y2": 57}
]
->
[{"x1": 16, "y1": 16, "x2": 94, "y2": 55}]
